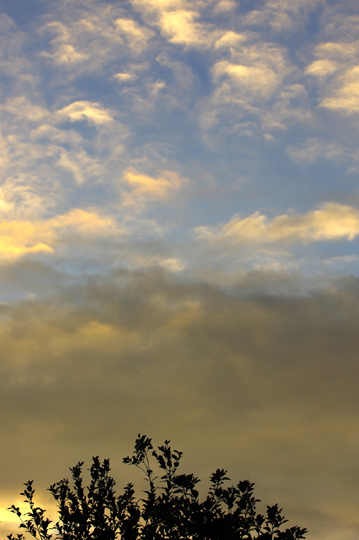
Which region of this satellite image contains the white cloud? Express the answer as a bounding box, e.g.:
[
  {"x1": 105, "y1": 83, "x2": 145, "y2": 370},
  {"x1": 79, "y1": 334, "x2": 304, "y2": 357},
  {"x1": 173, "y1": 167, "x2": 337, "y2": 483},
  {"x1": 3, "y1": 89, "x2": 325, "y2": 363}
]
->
[
  {"x1": 57, "y1": 101, "x2": 114, "y2": 124},
  {"x1": 196, "y1": 203, "x2": 359, "y2": 245},
  {"x1": 288, "y1": 137, "x2": 359, "y2": 167},
  {"x1": 114, "y1": 72, "x2": 138, "y2": 83}
]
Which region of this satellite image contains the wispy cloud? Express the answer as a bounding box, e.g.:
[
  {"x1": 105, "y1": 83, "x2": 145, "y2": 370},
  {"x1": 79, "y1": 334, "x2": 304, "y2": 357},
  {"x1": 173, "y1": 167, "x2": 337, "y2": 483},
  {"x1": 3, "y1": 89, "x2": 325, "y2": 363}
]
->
[
  {"x1": 1, "y1": 96, "x2": 49, "y2": 122},
  {"x1": 199, "y1": 40, "x2": 303, "y2": 141},
  {"x1": 0, "y1": 13, "x2": 28, "y2": 78},
  {"x1": 114, "y1": 18, "x2": 154, "y2": 53},
  {"x1": 288, "y1": 137, "x2": 359, "y2": 170},
  {"x1": 40, "y1": 21, "x2": 89, "y2": 65},
  {"x1": 243, "y1": 0, "x2": 324, "y2": 33},
  {"x1": 38, "y1": 2, "x2": 150, "y2": 73},
  {"x1": 121, "y1": 169, "x2": 188, "y2": 209}
]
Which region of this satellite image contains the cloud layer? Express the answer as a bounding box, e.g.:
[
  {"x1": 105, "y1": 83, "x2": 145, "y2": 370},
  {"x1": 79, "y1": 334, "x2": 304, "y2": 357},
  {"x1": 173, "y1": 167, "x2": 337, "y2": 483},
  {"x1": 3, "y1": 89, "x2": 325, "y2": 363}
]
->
[
  {"x1": 1, "y1": 270, "x2": 359, "y2": 540},
  {"x1": 1, "y1": 1, "x2": 359, "y2": 539}
]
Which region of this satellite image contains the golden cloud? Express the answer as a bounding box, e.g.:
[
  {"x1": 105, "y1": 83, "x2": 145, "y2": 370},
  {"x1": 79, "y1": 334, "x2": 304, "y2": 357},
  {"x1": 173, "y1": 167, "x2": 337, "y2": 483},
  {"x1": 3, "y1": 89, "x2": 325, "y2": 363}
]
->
[
  {"x1": 131, "y1": 0, "x2": 212, "y2": 48},
  {"x1": 0, "y1": 209, "x2": 119, "y2": 260},
  {"x1": 121, "y1": 169, "x2": 186, "y2": 208},
  {"x1": 159, "y1": 9, "x2": 209, "y2": 47},
  {"x1": 196, "y1": 203, "x2": 359, "y2": 244},
  {"x1": 114, "y1": 72, "x2": 137, "y2": 83},
  {"x1": 320, "y1": 66, "x2": 359, "y2": 114},
  {"x1": 306, "y1": 39, "x2": 359, "y2": 114},
  {"x1": 114, "y1": 18, "x2": 153, "y2": 53},
  {"x1": 305, "y1": 59, "x2": 338, "y2": 77},
  {"x1": 214, "y1": 31, "x2": 246, "y2": 50}
]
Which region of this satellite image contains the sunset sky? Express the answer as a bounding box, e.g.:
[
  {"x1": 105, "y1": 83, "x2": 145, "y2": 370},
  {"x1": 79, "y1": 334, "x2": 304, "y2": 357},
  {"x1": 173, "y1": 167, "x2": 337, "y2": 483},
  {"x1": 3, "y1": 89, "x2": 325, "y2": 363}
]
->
[{"x1": 1, "y1": 0, "x2": 359, "y2": 539}]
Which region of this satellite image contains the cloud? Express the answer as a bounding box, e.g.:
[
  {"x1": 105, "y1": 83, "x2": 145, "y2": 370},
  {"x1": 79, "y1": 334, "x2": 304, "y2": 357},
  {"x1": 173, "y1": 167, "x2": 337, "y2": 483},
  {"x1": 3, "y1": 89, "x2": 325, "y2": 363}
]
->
[
  {"x1": 40, "y1": 21, "x2": 89, "y2": 65},
  {"x1": 261, "y1": 83, "x2": 311, "y2": 132},
  {"x1": 287, "y1": 137, "x2": 359, "y2": 168},
  {"x1": 131, "y1": 0, "x2": 193, "y2": 16},
  {"x1": 158, "y1": 9, "x2": 212, "y2": 48},
  {"x1": 0, "y1": 221, "x2": 54, "y2": 259},
  {"x1": 131, "y1": 0, "x2": 214, "y2": 48},
  {"x1": 1, "y1": 269, "x2": 359, "y2": 540},
  {"x1": 57, "y1": 101, "x2": 114, "y2": 125},
  {"x1": 1, "y1": 96, "x2": 50, "y2": 123},
  {"x1": 121, "y1": 169, "x2": 187, "y2": 208},
  {"x1": 212, "y1": 60, "x2": 279, "y2": 99},
  {"x1": 320, "y1": 65, "x2": 359, "y2": 113},
  {"x1": 214, "y1": 30, "x2": 247, "y2": 50},
  {"x1": 0, "y1": 13, "x2": 29, "y2": 78},
  {"x1": 114, "y1": 72, "x2": 138, "y2": 83},
  {"x1": 0, "y1": 187, "x2": 14, "y2": 214},
  {"x1": 195, "y1": 203, "x2": 359, "y2": 245},
  {"x1": 114, "y1": 18, "x2": 154, "y2": 53},
  {"x1": 0, "y1": 209, "x2": 120, "y2": 260},
  {"x1": 0, "y1": 90, "x2": 130, "y2": 219},
  {"x1": 243, "y1": 0, "x2": 324, "y2": 33},
  {"x1": 213, "y1": 0, "x2": 237, "y2": 13},
  {"x1": 305, "y1": 59, "x2": 338, "y2": 77},
  {"x1": 38, "y1": 4, "x2": 150, "y2": 73},
  {"x1": 305, "y1": 13, "x2": 359, "y2": 115},
  {"x1": 199, "y1": 41, "x2": 299, "y2": 141}
]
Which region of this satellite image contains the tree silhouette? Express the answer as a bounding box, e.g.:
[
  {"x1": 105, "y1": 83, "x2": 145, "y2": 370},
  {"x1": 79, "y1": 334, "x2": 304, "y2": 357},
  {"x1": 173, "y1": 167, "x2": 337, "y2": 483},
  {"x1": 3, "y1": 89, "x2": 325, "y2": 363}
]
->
[{"x1": 5, "y1": 434, "x2": 307, "y2": 540}]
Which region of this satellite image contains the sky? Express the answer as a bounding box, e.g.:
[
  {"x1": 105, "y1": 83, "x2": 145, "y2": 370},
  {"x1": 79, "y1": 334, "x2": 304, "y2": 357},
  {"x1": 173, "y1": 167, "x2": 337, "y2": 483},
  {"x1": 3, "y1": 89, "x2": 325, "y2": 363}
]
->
[{"x1": 0, "y1": 0, "x2": 359, "y2": 538}]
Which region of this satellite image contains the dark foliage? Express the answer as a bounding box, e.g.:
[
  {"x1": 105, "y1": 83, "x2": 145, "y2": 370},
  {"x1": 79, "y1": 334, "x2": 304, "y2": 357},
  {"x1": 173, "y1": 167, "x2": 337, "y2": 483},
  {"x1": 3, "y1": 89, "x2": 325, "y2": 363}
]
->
[{"x1": 5, "y1": 434, "x2": 307, "y2": 540}]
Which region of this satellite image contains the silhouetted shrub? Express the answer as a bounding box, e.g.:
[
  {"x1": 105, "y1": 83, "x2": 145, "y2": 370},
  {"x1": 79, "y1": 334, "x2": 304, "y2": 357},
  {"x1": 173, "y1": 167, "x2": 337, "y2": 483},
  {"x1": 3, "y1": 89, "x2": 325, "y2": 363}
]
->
[{"x1": 6, "y1": 434, "x2": 307, "y2": 540}]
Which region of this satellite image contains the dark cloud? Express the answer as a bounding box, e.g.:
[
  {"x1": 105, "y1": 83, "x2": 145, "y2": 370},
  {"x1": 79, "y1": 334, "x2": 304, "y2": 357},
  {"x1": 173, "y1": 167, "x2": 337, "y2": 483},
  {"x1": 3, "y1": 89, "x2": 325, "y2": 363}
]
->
[{"x1": 1, "y1": 268, "x2": 359, "y2": 537}]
